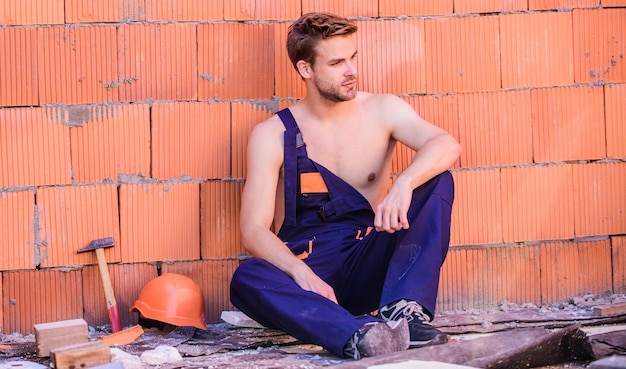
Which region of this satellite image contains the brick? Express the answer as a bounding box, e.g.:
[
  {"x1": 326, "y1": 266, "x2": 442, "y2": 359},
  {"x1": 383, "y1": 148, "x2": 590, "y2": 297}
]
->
[
  {"x1": 274, "y1": 22, "x2": 306, "y2": 99},
  {"x1": 37, "y1": 26, "x2": 118, "y2": 104},
  {"x1": 145, "y1": 0, "x2": 222, "y2": 21},
  {"x1": 425, "y1": 16, "x2": 500, "y2": 94},
  {"x1": 225, "y1": 0, "x2": 301, "y2": 20},
  {"x1": 501, "y1": 165, "x2": 575, "y2": 243},
  {"x1": 82, "y1": 263, "x2": 156, "y2": 328},
  {"x1": 450, "y1": 169, "x2": 503, "y2": 246},
  {"x1": 119, "y1": 183, "x2": 200, "y2": 263},
  {"x1": 0, "y1": 273, "x2": 2, "y2": 334},
  {"x1": 355, "y1": 19, "x2": 426, "y2": 94},
  {"x1": 438, "y1": 245, "x2": 541, "y2": 312},
  {"x1": 201, "y1": 181, "x2": 244, "y2": 259},
  {"x1": 118, "y1": 24, "x2": 197, "y2": 102},
  {"x1": 458, "y1": 90, "x2": 532, "y2": 168},
  {"x1": 605, "y1": 84, "x2": 626, "y2": 158},
  {"x1": 198, "y1": 23, "x2": 274, "y2": 100},
  {"x1": 454, "y1": 0, "x2": 527, "y2": 13},
  {"x1": 2, "y1": 270, "x2": 83, "y2": 335},
  {"x1": 65, "y1": 0, "x2": 145, "y2": 23},
  {"x1": 573, "y1": 162, "x2": 626, "y2": 237},
  {"x1": 379, "y1": 0, "x2": 453, "y2": 16},
  {"x1": 37, "y1": 184, "x2": 121, "y2": 268},
  {"x1": 500, "y1": 12, "x2": 574, "y2": 89},
  {"x1": 613, "y1": 236, "x2": 626, "y2": 293},
  {"x1": 0, "y1": 27, "x2": 38, "y2": 107},
  {"x1": 529, "y1": 0, "x2": 599, "y2": 9},
  {"x1": 573, "y1": 8, "x2": 626, "y2": 83},
  {"x1": 0, "y1": 107, "x2": 71, "y2": 187},
  {"x1": 152, "y1": 102, "x2": 230, "y2": 180},
  {"x1": 302, "y1": 0, "x2": 377, "y2": 17},
  {"x1": 602, "y1": 0, "x2": 626, "y2": 6},
  {"x1": 70, "y1": 104, "x2": 150, "y2": 183},
  {"x1": 531, "y1": 85, "x2": 605, "y2": 162},
  {"x1": 231, "y1": 102, "x2": 273, "y2": 179},
  {"x1": 0, "y1": 0, "x2": 63, "y2": 25},
  {"x1": 0, "y1": 191, "x2": 35, "y2": 271},
  {"x1": 393, "y1": 95, "x2": 460, "y2": 174},
  {"x1": 540, "y1": 239, "x2": 612, "y2": 304},
  {"x1": 162, "y1": 260, "x2": 238, "y2": 324}
]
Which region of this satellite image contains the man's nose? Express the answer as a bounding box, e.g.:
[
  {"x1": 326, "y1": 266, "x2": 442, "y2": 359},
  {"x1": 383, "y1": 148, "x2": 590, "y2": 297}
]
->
[{"x1": 344, "y1": 60, "x2": 357, "y2": 76}]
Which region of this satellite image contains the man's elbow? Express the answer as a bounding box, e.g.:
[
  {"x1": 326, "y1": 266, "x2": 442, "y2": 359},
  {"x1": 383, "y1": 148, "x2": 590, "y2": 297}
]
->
[{"x1": 450, "y1": 138, "x2": 462, "y2": 161}]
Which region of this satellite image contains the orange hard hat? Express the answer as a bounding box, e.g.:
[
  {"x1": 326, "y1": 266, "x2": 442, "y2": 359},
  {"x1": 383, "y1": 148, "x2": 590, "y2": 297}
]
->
[{"x1": 130, "y1": 273, "x2": 208, "y2": 330}]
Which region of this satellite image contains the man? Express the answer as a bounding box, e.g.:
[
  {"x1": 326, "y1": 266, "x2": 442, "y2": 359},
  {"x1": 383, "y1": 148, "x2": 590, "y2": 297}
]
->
[{"x1": 230, "y1": 12, "x2": 461, "y2": 360}]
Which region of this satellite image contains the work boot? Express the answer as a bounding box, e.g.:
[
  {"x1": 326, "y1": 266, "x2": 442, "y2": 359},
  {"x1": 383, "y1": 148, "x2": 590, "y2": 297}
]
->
[
  {"x1": 343, "y1": 319, "x2": 409, "y2": 360},
  {"x1": 378, "y1": 299, "x2": 448, "y2": 348}
]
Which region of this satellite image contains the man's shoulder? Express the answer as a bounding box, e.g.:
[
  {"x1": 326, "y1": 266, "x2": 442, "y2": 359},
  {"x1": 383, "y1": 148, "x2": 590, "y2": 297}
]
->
[
  {"x1": 254, "y1": 112, "x2": 285, "y2": 131},
  {"x1": 356, "y1": 92, "x2": 406, "y2": 112}
]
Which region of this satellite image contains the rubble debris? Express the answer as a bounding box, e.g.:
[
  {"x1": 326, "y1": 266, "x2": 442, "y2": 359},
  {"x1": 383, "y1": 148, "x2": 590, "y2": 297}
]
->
[
  {"x1": 1, "y1": 297, "x2": 625, "y2": 369},
  {"x1": 140, "y1": 345, "x2": 182, "y2": 365},
  {"x1": 0, "y1": 362, "x2": 46, "y2": 369},
  {"x1": 332, "y1": 324, "x2": 595, "y2": 369},
  {"x1": 368, "y1": 361, "x2": 477, "y2": 369},
  {"x1": 110, "y1": 348, "x2": 143, "y2": 369},
  {"x1": 590, "y1": 329, "x2": 626, "y2": 358},
  {"x1": 588, "y1": 355, "x2": 626, "y2": 369},
  {"x1": 221, "y1": 311, "x2": 265, "y2": 329}
]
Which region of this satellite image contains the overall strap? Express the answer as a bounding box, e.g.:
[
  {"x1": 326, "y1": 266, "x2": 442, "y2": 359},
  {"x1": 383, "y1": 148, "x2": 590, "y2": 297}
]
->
[{"x1": 276, "y1": 108, "x2": 303, "y2": 227}]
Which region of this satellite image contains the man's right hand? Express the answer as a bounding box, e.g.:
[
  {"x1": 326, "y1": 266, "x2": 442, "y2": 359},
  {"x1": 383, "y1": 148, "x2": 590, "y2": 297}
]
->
[{"x1": 292, "y1": 264, "x2": 338, "y2": 304}]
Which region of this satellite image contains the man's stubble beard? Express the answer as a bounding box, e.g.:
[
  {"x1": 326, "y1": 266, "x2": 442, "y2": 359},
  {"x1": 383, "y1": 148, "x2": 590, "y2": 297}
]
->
[{"x1": 313, "y1": 75, "x2": 358, "y2": 103}]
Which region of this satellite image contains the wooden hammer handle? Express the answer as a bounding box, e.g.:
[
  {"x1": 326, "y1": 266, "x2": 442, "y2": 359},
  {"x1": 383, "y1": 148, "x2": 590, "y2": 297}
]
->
[{"x1": 94, "y1": 248, "x2": 122, "y2": 332}]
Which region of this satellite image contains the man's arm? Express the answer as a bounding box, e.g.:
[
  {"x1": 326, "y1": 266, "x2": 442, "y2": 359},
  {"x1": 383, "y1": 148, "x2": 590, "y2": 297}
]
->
[
  {"x1": 374, "y1": 95, "x2": 462, "y2": 233},
  {"x1": 240, "y1": 117, "x2": 338, "y2": 303}
]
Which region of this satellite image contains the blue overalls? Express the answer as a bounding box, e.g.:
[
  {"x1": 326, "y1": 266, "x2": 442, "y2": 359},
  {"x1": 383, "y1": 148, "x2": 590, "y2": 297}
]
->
[{"x1": 230, "y1": 108, "x2": 454, "y2": 358}]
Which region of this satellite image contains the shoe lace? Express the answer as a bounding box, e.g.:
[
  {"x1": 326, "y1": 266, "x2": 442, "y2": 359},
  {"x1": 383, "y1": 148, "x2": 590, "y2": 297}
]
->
[
  {"x1": 381, "y1": 299, "x2": 431, "y2": 324},
  {"x1": 343, "y1": 331, "x2": 360, "y2": 360},
  {"x1": 343, "y1": 322, "x2": 376, "y2": 360}
]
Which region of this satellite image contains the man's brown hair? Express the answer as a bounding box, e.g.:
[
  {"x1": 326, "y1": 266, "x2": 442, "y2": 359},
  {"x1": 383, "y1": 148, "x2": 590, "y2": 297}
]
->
[{"x1": 286, "y1": 12, "x2": 358, "y2": 74}]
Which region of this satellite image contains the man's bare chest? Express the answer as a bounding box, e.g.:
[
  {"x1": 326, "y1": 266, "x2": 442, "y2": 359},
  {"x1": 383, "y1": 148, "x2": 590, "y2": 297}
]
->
[{"x1": 303, "y1": 132, "x2": 394, "y2": 190}]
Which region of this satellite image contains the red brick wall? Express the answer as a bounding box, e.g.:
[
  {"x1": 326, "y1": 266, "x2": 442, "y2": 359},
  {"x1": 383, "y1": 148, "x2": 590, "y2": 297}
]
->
[{"x1": 1, "y1": 0, "x2": 624, "y2": 334}]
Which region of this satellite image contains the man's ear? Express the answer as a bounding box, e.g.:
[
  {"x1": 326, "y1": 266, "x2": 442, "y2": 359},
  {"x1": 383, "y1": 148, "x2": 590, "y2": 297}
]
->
[{"x1": 296, "y1": 60, "x2": 312, "y2": 79}]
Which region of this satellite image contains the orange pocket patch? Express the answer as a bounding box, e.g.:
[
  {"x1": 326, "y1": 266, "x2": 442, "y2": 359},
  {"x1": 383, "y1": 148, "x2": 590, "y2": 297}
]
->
[{"x1": 300, "y1": 172, "x2": 328, "y2": 194}]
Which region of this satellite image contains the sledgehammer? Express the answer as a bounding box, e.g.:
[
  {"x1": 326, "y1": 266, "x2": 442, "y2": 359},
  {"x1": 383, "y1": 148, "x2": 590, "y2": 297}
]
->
[{"x1": 78, "y1": 237, "x2": 122, "y2": 333}]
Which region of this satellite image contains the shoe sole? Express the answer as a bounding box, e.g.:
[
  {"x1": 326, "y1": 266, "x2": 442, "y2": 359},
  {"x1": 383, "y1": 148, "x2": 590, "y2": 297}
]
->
[
  {"x1": 358, "y1": 319, "x2": 410, "y2": 357},
  {"x1": 409, "y1": 332, "x2": 448, "y2": 348}
]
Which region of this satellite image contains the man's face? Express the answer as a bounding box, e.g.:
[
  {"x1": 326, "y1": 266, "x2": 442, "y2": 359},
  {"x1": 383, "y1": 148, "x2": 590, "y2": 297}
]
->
[{"x1": 310, "y1": 34, "x2": 358, "y2": 102}]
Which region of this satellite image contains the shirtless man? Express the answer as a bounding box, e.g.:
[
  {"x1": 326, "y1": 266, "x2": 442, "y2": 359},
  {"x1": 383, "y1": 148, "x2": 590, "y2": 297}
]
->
[{"x1": 230, "y1": 12, "x2": 462, "y2": 360}]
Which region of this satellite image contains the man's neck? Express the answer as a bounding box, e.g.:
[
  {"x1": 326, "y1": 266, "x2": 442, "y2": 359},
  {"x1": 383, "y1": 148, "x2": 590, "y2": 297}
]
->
[{"x1": 301, "y1": 93, "x2": 359, "y2": 123}]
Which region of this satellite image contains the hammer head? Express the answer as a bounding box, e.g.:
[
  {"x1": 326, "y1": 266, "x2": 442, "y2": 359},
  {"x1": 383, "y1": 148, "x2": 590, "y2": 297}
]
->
[{"x1": 77, "y1": 237, "x2": 115, "y2": 253}]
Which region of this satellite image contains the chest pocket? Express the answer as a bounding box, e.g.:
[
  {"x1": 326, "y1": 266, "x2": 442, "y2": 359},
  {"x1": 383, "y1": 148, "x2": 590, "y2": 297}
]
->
[{"x1": 300, "y1": 172, "x2": 328, "y2": 196}]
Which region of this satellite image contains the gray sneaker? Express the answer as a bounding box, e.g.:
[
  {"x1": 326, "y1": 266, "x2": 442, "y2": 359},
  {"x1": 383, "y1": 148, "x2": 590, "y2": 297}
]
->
[
  {"x1": 343, "y1": 319, "x2": 409, "y2": 360},
  {"x1": 379, "y1": 299, "x2": 448, "y2": 348}
]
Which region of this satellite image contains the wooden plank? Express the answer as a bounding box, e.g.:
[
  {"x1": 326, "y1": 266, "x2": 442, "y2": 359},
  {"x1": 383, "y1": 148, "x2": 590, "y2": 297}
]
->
[
  {"x1": 592, "y1": 302, "x2": 626, "y2": 317},
  {"x1": 50, "y1": 341, "x2": 111, "y2": 369},
  {"x1": 34, "y1": 319, "x2": 88, "y2": 357}
]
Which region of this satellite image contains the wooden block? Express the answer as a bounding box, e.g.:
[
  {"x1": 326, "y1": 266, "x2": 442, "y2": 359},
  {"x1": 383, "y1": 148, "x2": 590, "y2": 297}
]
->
[
  {"x1": 50, "y1": 341, "x2": 111, "y2": 369},
  {"x1": 34, "y1": 319, "x2": 89, "y2": 357},
  {"x1": 100, "y1": 325, "x2": 144, "y2": 346},
  {"x1": 592, "y1": 302, "x2": 626, "y2": 317}
]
